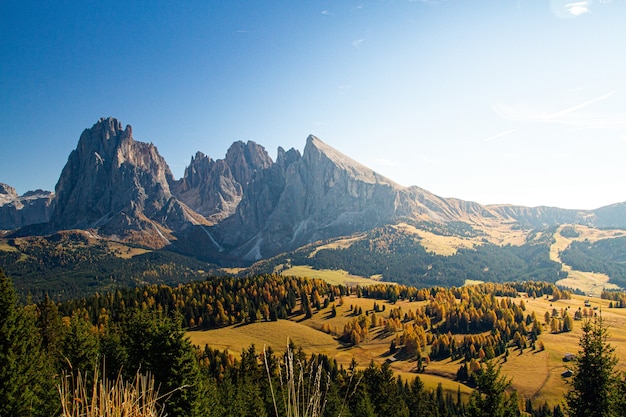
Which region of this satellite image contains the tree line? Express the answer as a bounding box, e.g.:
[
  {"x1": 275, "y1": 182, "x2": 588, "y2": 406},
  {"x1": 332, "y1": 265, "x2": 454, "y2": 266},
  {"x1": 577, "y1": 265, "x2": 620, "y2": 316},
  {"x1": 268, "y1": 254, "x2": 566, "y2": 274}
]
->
[{"x1": 3, "y1": 267, "x2": 622, "y2": 417}]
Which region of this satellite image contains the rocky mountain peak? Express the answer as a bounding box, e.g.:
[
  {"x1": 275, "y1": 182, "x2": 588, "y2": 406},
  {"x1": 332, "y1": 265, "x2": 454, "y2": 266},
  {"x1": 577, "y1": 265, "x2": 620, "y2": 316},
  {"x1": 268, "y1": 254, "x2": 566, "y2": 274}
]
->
[
  {"x1": 303, "y1": 135, "x2": 396, "y2": 186},
  {"x1": 49, "y1": 118, "x2": 202, "y2": 244},
  {"x1": 224, "y1": 141, "x2": 273, "y2": 186},
  {"x1": 11, "y1": 117, "x2": 626, "y2": 263},
  {"x1": 178, "y1": 151, "x2": 214, "y2": 191},
  {"x1": 276, "y1": 146, "x2": 301, "y2": 169},
  {"x1": 0, "y1": 183, "x2": 54, "y2": 230},
  {"x1": 171, "y1": 140, "x2": 274, "y2": 223},
  {"x1": 0, "y1": 183, "x2": 19, "y2": 203}
]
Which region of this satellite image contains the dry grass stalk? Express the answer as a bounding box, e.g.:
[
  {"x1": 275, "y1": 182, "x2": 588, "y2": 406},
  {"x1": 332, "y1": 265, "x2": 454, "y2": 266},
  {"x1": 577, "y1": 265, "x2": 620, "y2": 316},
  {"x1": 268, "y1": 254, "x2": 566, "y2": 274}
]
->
[
  {"x1": 58, "y1": 368, "x2": 164, "y2": 417},
  {"x1": 265, "y1": 342, "x2": 330, "y2": 417}
]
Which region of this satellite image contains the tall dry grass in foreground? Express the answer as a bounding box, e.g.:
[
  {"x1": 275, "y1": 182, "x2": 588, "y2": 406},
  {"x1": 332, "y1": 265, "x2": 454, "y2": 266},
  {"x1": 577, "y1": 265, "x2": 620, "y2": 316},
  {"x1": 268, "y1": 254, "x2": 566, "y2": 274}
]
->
[
  {"x1": 58, "y1": 369, "x2": 164, "y2": 417},
  {"x1": 265, "y1": 342, "x2": 360, "y2": 417}
]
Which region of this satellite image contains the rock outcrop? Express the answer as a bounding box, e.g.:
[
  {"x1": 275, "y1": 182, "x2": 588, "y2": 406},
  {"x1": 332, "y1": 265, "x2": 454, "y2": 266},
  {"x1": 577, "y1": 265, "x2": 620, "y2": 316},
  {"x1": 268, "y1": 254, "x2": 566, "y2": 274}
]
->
[
  {"x1": 171, "y1": 141, "x2": 273, "y2": 222},
  {"x1": 216, "y1": 135, "x2": 423, "y2": 259},
  {"x1": 0, "y1": 184, "x2": 54, "y2": 230},
  {"x1": 50, "y1": 117, "x2": 206, "y2": 246}
]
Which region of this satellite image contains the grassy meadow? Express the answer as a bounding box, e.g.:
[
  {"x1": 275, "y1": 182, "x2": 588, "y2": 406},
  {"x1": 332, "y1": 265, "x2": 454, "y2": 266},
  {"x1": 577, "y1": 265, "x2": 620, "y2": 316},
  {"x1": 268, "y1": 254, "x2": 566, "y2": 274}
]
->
[
  {"x1": 188, "y1": 290, "x2": 626, "y2": 408},
  {"x1": 279, "y1": 265, "x2": 385, "y2": 287}
]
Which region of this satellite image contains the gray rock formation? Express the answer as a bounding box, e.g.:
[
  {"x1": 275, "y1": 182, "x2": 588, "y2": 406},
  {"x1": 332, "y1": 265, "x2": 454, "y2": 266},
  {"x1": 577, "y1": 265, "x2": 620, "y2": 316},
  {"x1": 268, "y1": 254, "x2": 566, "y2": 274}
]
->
[
  {"x1": 50, "y1": 117, "x2": 205, "y2": 245},
  {"x1": 217, "y1": 135, "x2": 423, "y2": 259},
  {"x1": 171, "y1": 141, "x2": 272, "y2": 222},
  {"x1": 0, "y1": 183, "x2": 54, "y2": 230}
]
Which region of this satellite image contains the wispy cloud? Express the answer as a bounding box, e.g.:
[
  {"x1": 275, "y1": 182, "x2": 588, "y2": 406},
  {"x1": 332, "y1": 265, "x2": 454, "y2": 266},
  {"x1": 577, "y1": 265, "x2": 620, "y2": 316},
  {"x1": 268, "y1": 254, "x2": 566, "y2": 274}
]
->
[
  {"x1": 352, "y1": 39, "x2": 365, "y2": 48},
  {"x1": 566, "y1": 1, "x2": 591, "y2": 15},
  {"x1": 493, "y1": 90, "x2": 623, "y2": 129},
  {"x1": 321, "y1": 10, "x2": 331, "y2": 15},
  {"x1": 544, "y1": 90, "x2": 617, "y2": 120},
  {"x1": 485, "y1": 129, "x2": 516, "y2": 142}
]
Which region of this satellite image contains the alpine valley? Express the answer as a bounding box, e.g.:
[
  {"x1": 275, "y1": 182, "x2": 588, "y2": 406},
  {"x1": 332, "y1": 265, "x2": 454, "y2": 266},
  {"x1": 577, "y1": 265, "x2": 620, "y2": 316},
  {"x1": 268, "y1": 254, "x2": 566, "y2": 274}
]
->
[{"x1": 2, "y1": 117, "x2": 626, "y2": 300}]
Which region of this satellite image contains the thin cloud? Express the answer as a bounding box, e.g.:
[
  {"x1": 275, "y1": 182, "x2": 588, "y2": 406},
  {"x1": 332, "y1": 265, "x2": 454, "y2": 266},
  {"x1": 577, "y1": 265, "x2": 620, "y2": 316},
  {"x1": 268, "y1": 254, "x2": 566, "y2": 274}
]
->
[
  {"x1": 321, "y1": 10, "x2": 331, "y2": 15},
  {"x1": 352, "y1": 39, "x2": 365, "y2": 48},
  {"x1": 421, "y1": 154, "x2": 439, "y2": 163},
  {"x1": 566, "y1": 1, "x2": 591, "y2": 15},
  {"x1": 544, "y1": 90, "x2": 617, "y2": 120},
  {"x1": 485, "y1": 129, "x2": 516, "y2": 142},
  {"x1": 493, "y1": 90, "x2": 621, "y2": 129}
]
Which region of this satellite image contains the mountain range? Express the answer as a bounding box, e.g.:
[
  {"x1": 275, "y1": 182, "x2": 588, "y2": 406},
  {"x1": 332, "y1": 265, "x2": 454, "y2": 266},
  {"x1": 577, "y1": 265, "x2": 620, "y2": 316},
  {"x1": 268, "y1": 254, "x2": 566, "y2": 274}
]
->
[{"x1": 2, "y1": 117, "x2": 626, "y2": 297}]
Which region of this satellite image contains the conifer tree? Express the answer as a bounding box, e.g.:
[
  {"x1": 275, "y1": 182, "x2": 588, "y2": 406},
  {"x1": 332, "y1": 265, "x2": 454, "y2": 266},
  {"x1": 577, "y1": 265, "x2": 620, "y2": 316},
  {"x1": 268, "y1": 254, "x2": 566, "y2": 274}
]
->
[
  {"x1": 0, "y1": 269, "x2": 55, "y2": 417},
  {"x1": 62, "y1": 312, "x2": 100, "y2": 375},
  {"x1": 121, "y1": 310, "x2": 210, "y2": 417},
  {"x1": 466, "y1": 361, "x2": 518, "y2": 417},
  {"x1": 565, "y1": 314, "x2": 619, "y2": 417},
  {"x1": 36, "y1": 294, "x2": 67, "y2": 370}
]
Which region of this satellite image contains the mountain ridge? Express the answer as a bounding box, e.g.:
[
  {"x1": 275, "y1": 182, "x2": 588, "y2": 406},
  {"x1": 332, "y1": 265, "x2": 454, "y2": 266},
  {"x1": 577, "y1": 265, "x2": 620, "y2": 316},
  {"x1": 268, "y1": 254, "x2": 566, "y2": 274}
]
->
[{"x1": 2, "y1": 117, "x2": 626, "y2": 265}]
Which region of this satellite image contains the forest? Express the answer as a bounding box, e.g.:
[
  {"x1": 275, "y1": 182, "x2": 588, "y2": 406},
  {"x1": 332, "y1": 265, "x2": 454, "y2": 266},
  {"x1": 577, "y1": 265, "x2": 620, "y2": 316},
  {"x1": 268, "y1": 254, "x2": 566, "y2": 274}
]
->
[
  {"x1": 560, "y1": 237, "x2": 626, "y2": 288},
  {"x1": 0, "y1": 233, "x2": 215, "y2": 301},
  {"x1": 6, "y1": 267, "x2": 613, "y2": 417},
  {"x1": 277, "y1": 225, "x2": 564, "y2": 287}
]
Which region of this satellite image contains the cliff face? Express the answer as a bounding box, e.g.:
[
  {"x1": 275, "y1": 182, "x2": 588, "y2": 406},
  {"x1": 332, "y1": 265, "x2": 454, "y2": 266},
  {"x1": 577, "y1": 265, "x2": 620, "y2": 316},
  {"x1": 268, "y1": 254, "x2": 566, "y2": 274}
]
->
[
  {"x1": 216, "y1": 135, "x2": 415, "y2": 260},
  {"x1": 49, "y1": 117, "x2": 205, "y2": 246},
  {"x1": 0, "y1": 184, "x2": 54, "y2": 230},
  {"x1": 171, "y1": 141, "x2": 273, "y2": 223}
]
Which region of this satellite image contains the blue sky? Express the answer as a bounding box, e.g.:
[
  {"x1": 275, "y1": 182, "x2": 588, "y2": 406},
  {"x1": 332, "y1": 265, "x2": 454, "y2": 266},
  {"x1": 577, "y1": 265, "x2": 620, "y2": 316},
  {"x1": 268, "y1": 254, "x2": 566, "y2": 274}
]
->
[{"x1": 1, "y1": 0, "x2": 625, "y2": 210}]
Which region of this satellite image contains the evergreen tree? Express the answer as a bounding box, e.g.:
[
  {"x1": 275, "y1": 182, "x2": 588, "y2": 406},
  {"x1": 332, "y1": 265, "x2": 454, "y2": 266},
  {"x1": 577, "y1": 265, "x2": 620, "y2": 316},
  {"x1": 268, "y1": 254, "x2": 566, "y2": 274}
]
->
[
  {"x1": 62, "y1": 312, "x2": 100, "y2": 375},
  {"x1": 121, "y1": 310, "x2": 210, "y2": 417},
  {"x1": 565, "y1": 314, "x2": 619, "y2": 417},
  {"x1": 36, "y1": 294, "x2": 67, "y2": 370},
  {"x1": 466, "y1": 361, "x2": 518, "y2": 417},
  {"x1": 0, "y1": 269, "x2": 55, "y2": 417}
]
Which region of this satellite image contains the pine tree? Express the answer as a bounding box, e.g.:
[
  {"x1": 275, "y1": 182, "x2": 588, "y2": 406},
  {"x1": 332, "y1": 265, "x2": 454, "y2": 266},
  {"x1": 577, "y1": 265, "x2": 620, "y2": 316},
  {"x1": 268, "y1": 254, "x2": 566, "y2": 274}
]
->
[
  {"x1": 466, "y1": 361, "x2": 518, "y2": 417},
  {"x1": 36, "y1": 294, "x2": 67, "y2": 370},
  {"x1": 0, "y1": 269, "x2": 55, "y2": 417},
  {"x1": 565, "y1": 314, "x2": 619, "y2": 417},
  {"x1": 121, "y1": 310, "x2": 210, "y2": 417},
  {"x1": 62, "y1": 312, "x2": 100, "y2": 375}
]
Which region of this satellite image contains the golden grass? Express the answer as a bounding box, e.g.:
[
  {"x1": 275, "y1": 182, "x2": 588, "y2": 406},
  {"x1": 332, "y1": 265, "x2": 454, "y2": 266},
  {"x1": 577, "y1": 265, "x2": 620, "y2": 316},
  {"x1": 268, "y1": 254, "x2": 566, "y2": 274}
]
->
[
  {"x1": 107, "y1": 242, "x2": 151, "y2": 259},
  {"x1": 220, "y1": 267, "x2": 248, "y2": 274},
  {"x1": 280, "y1": 265, "x2": 384, "y2": 287},
  {"x1": 463, "y1": 279, "x2": 485, "y2": 286},
  {"x1": 188, "y1": 291, "x2": 626, "y2": 408},
  {"x1": 0, "y1": 239, "x2": 28, "y2": 261},
  {"x1": 550, "y1": 225, "x2": 625, "y2": 296},
  {"x1": 393, "y1": 223, "x2": 477, "y2": 256},
  {"x1": 264, "y1": 343, "x2": 332, "y2": 417},
  {"x1": 188, "y1": 320, "x2": 339, "y2": 357},
  {"x1": 0, "y1": 238, "x2": 18, "y2": 252},
  {"x1": 58, "y1": 369, "x2": 163, "y2": 417},
  {"x1": 307, "y1": 234, "x2": 367, "y2": 258}
]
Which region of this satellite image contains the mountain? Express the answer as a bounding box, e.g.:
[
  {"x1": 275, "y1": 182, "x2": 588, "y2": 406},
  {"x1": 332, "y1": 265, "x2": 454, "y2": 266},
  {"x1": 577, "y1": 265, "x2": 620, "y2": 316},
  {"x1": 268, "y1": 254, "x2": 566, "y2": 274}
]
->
[
  {"x1": 49, "y1": 117, "x2": 207, "y2": 247},
  {"x1": 170, "y1": 141, "x2": 273, "y2": 223},
  {"x1": 3, "y1": 117, "x2": 626, "y2": 297},
  {"x1": 0, "y1": 183, "x2": 54, "y2": 230}
]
